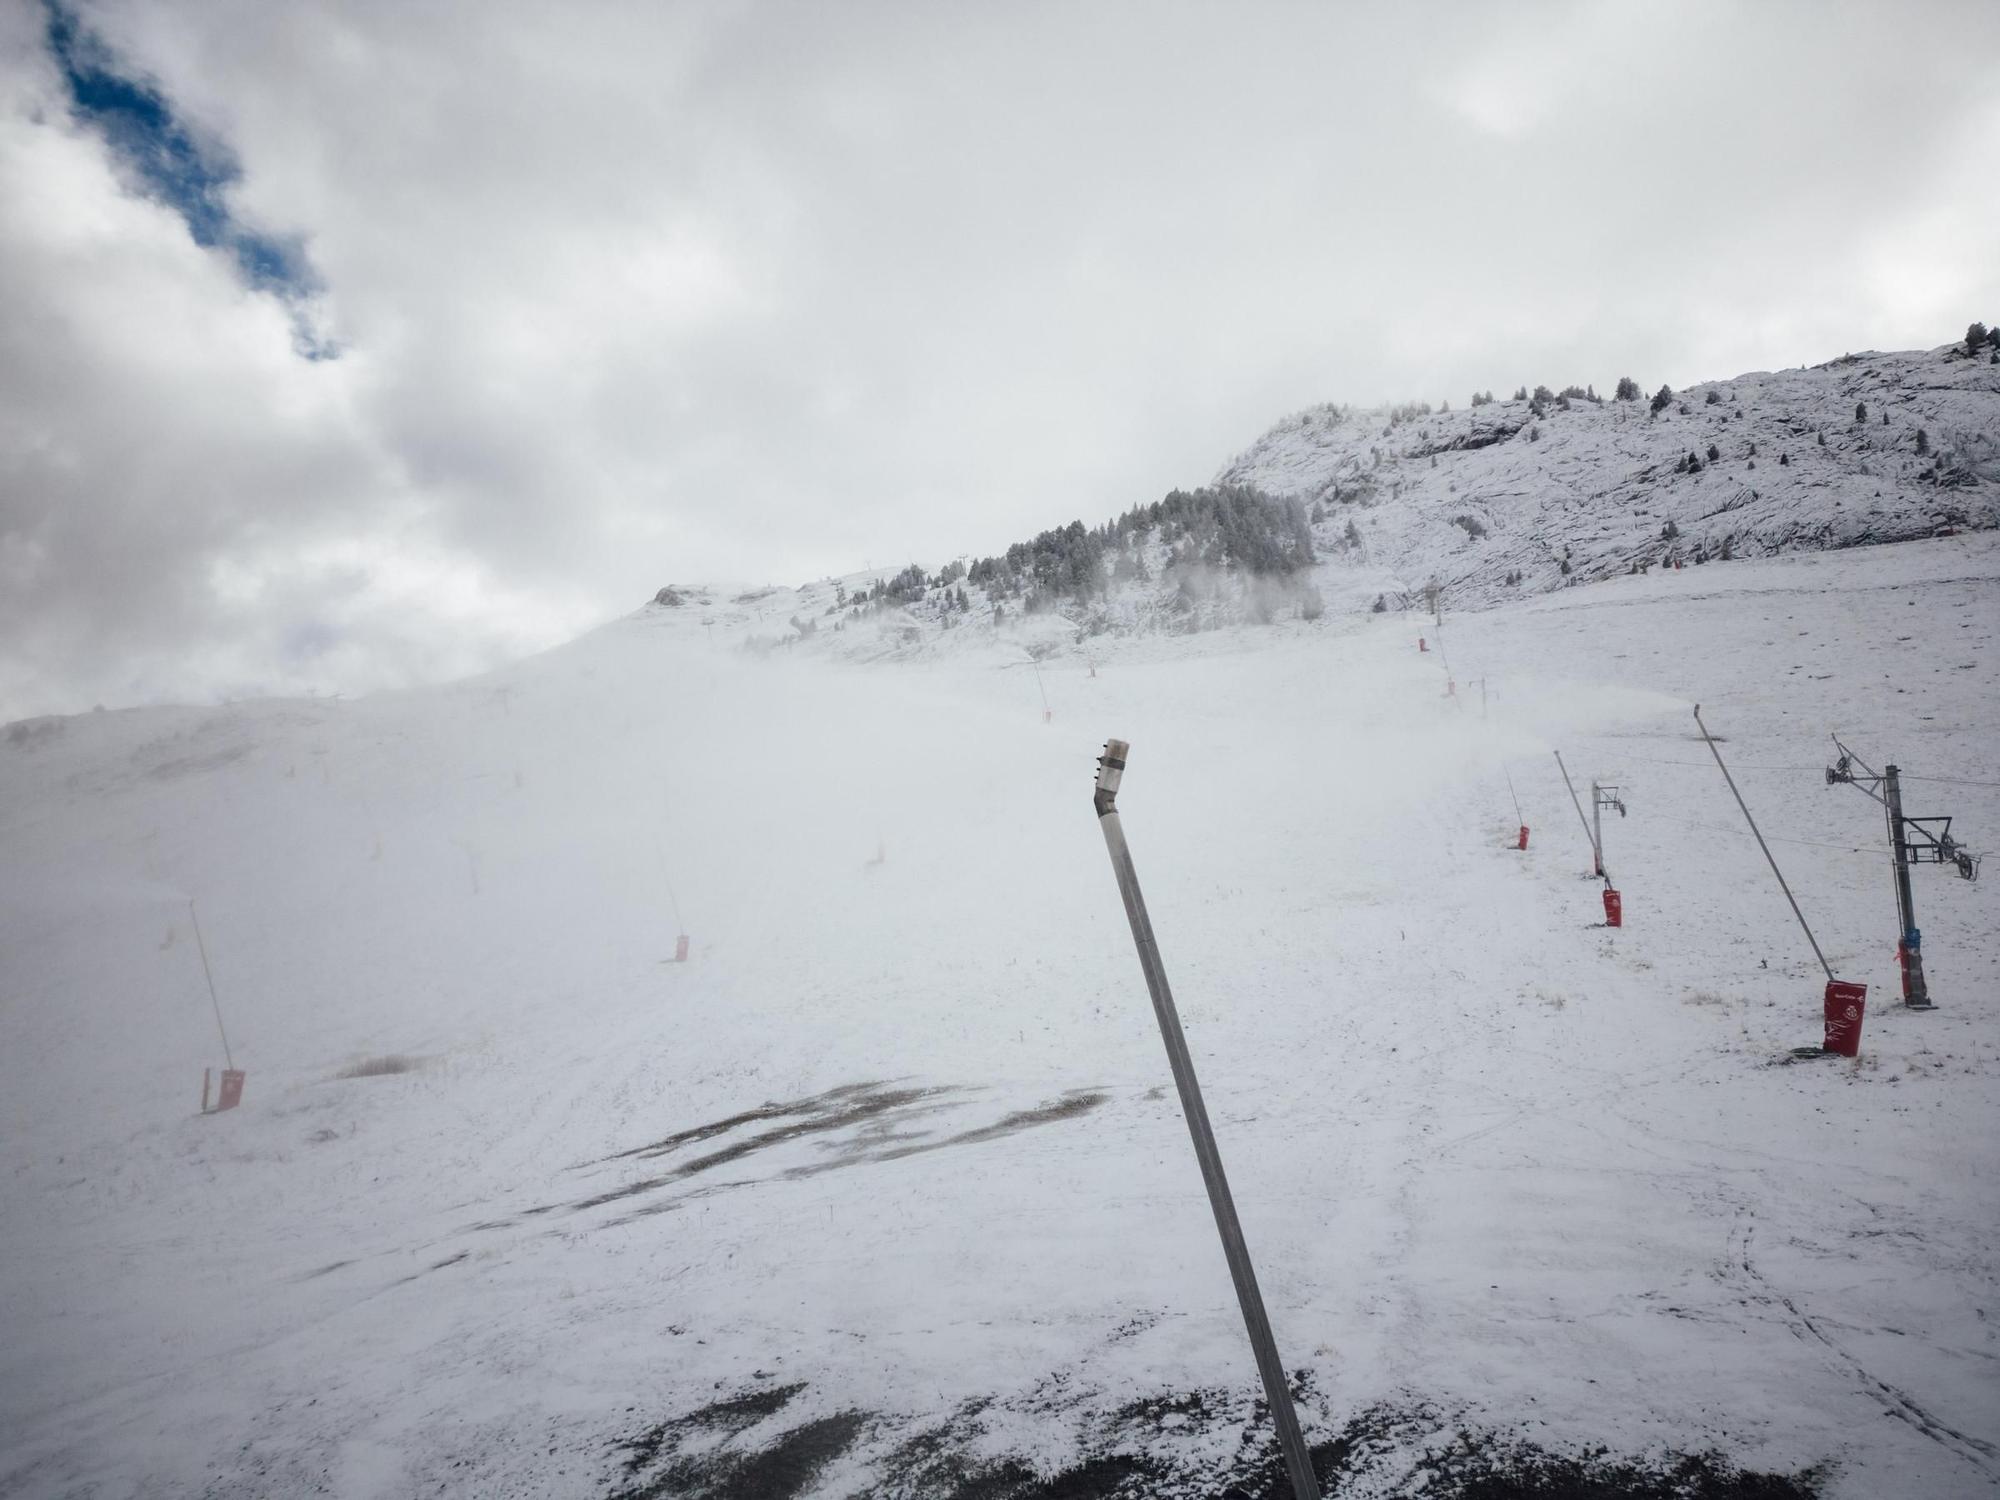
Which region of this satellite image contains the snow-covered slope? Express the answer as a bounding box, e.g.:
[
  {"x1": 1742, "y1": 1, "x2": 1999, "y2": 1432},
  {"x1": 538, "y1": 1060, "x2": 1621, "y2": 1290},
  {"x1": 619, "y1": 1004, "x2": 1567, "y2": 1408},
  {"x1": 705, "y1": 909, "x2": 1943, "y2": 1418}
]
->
[
  {"x1": 636, "y1": 343, "x2": 2000, "y2": 674},
  {"x1": 3, "y1": 534, "x2": 1996, "y2": 1498},
  {"x1": 1221, "y1": 343, "x2": 2000, "y2": 611}
]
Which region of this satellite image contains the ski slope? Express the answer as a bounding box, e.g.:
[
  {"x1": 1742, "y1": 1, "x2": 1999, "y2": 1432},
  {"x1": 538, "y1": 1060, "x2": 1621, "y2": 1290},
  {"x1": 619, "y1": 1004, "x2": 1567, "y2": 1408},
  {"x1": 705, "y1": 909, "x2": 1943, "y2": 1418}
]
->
[{"x1": 2, "y1": 535, "x2": 1996, "y2": 1498}]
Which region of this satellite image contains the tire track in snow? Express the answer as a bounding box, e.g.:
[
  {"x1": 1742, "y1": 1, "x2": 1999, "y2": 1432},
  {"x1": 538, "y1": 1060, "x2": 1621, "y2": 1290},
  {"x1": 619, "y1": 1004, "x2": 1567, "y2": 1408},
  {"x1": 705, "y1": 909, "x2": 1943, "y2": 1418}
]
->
[{"x1": 1723, "y1": 1209, "x2": 1999, "y2": 1480}]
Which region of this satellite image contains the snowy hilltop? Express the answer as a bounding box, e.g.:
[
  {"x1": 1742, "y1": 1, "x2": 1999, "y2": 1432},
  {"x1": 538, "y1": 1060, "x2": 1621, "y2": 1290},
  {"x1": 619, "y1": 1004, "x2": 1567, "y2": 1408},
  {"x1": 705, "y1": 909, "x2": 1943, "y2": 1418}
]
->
[
  {"x1": 1220, "y1": 335, "x2": 2000, "y2": 610},
  {"x1": 647, "y1": 331, "x2": 1999, "y2": 663}
]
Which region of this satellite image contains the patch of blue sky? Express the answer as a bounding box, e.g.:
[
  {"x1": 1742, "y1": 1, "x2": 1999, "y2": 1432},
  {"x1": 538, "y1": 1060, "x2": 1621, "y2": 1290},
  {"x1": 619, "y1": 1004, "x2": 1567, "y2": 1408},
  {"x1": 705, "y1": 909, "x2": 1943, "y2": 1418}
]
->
[{"x1": 45, "y1": 1, "x2": 337, "y2": 358}]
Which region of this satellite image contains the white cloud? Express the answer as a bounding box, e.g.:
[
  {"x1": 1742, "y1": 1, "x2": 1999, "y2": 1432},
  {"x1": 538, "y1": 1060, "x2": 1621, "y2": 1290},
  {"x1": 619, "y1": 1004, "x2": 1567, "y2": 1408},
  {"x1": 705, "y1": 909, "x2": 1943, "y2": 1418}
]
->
[{"x1": 3, "y1": 0, "x2": 1997, "y2": 718}]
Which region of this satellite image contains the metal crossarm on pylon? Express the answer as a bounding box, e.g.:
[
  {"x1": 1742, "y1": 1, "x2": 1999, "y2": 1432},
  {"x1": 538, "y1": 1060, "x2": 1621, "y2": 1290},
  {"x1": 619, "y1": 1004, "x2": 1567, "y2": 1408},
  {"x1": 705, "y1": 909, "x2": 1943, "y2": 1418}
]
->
[{"x1": 1825, "y1": 734, "x2": 1981, "y2": 1010}]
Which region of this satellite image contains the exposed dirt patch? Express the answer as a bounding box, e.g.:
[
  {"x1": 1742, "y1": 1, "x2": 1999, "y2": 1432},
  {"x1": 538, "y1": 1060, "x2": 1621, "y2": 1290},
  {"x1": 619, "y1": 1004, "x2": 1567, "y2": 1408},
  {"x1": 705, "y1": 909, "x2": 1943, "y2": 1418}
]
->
[
  {"x1": 333, "y1": 1053, "x2": 426, "y2": 1079},
  {"x1": 594, "y1": 1083, "x2": 901, "y2": 1164},
  {"x1": 609, "y1": 1384, "x2": 864, "y2": 1500},
  {"x1": 521, "y1": 1081, "x2": 1109, "y2": 1229},
  {"x1": 786, "y1": 1090, "x2": 1111, "y2": 1179},
  {"x1": 607, "y1": 1387, "x2": 1823, "y2": 1500}
]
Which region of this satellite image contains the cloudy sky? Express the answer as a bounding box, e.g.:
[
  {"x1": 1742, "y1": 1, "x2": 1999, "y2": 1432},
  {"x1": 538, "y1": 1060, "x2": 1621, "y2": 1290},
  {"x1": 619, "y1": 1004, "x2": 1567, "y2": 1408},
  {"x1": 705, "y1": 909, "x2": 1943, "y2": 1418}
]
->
[{"x1": 3, "y1": 0, "x2": 1996, "y2": 718}]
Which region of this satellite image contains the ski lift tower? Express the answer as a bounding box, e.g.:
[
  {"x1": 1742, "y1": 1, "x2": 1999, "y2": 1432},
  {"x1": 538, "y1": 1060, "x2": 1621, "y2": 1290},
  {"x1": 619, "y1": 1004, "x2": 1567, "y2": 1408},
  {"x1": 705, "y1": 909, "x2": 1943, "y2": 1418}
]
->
[
  {"x1": 1591, "y1": 780, "x2": 1627, "y2": 877},
  {"x1": 1826, "y1": 736, "x2": 1982, "y2": 1010}
]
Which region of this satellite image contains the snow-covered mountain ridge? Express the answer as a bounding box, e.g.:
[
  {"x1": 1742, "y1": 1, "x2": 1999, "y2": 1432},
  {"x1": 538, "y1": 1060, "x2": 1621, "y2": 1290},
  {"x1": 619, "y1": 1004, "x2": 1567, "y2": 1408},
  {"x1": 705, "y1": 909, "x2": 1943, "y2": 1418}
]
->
[
  {"x1": 643, "y1": 338, "x2": 1998, "y2": 667},
  {"x1": 1220, "y1": 339, "x2": 2000, "y2": 611}
]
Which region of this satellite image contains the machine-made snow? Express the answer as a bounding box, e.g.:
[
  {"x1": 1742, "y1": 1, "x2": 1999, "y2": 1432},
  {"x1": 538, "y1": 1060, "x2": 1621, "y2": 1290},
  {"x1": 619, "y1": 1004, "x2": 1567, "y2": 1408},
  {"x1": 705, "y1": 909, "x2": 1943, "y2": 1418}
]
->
[{"x1": 2, "y1": 535, "x2": 1996, "y2": 1497}]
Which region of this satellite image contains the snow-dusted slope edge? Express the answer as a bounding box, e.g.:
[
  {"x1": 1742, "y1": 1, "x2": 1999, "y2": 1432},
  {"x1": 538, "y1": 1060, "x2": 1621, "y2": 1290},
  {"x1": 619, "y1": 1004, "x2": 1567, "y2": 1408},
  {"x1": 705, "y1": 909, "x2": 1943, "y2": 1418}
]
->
[
  {"x1": 638, "y1": 342, "x2": 1999, "y2": 671},
  {"x1": 3, "y1": 535, "x2": 1996, "y2": 1498},
  {"x1": 1221, "y1": 342, "x2": 2000, "y2": 611}
]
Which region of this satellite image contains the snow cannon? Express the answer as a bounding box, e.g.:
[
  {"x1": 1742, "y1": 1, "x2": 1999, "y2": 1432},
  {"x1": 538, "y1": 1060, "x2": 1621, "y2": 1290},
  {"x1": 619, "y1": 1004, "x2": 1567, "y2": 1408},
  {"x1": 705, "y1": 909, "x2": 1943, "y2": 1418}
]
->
[
  {"x1": 674, "y1": 934, "x2": 690, "y2": 963},
  {"x1": 1092, "y1": 738, "x2": 1127, "y2": 815},
  {"x1": 1517, "y1": 825, "x2": 1529, "y2": 851},
  {"x1": 1418, "y1": 637, "x2": 1428, "y2": 653},
  {"x1": 1602, "y1": 887, "x2": 1622, "y2": 928},
  {"x1": 1089, "y1": 736, "x2": 1322, "y2": 1500},
  {"x1": 1822, "y1": 980, "x2": 1866, "y2": 1057}
]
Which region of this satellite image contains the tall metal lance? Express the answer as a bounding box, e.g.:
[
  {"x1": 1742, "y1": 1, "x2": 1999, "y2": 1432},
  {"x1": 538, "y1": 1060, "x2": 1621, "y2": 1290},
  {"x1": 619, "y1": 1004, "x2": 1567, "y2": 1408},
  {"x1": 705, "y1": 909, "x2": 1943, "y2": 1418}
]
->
[
  {"x1": 188, "y1": 898, "x2": 235, "y2": 1070},
  {"x1": 1504, "y1": 767, "x2": 1523, "y2": 825},
  {"x1": 1092, "y1": 741, "x2": 1322, "y2": 1500},
  {"x1": 1554, "y1": 751, "x2": 1602, "y2": 878},
  {"x1": 1694, "y1": 706, "x2": 1833, "y2": 982}
]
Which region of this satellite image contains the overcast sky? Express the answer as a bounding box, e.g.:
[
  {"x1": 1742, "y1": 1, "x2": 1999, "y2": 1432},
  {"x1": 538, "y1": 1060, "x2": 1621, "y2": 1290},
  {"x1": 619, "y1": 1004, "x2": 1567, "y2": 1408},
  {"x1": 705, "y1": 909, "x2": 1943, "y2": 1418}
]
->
[{"x1": 3, "y1": 0, "x2": 1996, "y2": 718}]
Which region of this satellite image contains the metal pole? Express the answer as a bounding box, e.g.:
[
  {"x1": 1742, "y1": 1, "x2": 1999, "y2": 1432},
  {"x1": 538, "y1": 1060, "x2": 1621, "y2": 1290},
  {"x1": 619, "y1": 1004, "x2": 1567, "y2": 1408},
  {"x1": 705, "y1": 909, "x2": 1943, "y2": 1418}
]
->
[
  {"x1": 1092, "y1": 741, "x2": 1321, "y2": 1500},
  {"x1": 1504, "y1": 767, "x2": 1523, "y2": 825},
  {"x1": 188, "y1": 899, "x2": 235, "y2": 1070},
  {"x1": 653, "y1": 841, "x2": 686, "y2": 932},
  {"x1": 1693, "y1": 706, "x2": 1834, "y2": 982},
  {"x1": 1591, "y1": 780, "x2": 1603, "y2": 876},
  {"x1": 1554, "y1": 752, "x2": 1602, "y2": 878},
  {"x1": 1883, "y1": 766, "x2": 1931, "y2": 1007}
]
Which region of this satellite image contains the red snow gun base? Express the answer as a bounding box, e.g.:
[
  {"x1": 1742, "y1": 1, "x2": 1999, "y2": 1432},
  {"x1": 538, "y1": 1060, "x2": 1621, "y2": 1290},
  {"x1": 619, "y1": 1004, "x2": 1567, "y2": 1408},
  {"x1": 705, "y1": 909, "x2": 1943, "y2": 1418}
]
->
[{"x1": 1822, "y1": 980, "x2": 1866, "y2": 1057}]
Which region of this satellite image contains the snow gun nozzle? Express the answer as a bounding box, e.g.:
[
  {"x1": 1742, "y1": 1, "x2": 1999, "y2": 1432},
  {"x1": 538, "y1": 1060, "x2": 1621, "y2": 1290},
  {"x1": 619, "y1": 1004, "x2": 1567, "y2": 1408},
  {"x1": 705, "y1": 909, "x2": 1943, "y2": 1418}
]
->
[{"x1": 1094, "y1": 739, "x2": 1128, "y2": 817}]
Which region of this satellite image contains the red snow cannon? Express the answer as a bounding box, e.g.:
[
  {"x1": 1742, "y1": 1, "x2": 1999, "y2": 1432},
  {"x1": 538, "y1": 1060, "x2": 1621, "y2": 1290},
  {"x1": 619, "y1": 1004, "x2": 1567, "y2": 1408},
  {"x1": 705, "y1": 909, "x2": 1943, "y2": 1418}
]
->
[
  {"x1": 1822, "y1": 980, "x2": 1866, "y2": 1057},
  {"x1": 1602, "y1": 888, "x2": 1622, "y2": 927},
  {"x1": 1418, "y1": 637, "x2": 1428, "y2": 653},
  {"x1": 674, "y1": 934, "x2": 691, "y2": 963},
  {"x1": 1517, "y1": 825, "x2": 1530, "y2": 851}
]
